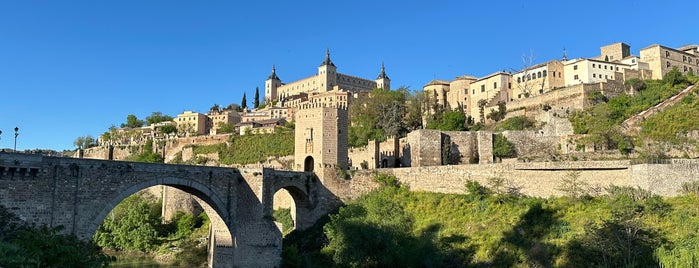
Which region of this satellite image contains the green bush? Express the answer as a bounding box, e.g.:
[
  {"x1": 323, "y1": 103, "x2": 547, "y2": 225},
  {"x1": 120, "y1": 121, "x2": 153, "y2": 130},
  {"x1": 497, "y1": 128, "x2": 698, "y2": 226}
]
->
[{"x1": 493, "y1": 116, "x2": 536, "y2": 131}]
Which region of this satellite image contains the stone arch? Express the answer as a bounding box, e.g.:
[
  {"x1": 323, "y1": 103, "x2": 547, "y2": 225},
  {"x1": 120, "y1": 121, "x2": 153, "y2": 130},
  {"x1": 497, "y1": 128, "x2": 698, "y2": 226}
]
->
[
  {"x1": 268, "y1": 173, "x2": 318, "y2": 231},
  {"x1": 86, "y1": 176, "x2": 235, "y2": 265},
  {"x1": 381, "y1": 158, "x2": 388, "y2": 168},
  {"x1": 304, "y1": 156, "x2": 314, "y2": 172}
]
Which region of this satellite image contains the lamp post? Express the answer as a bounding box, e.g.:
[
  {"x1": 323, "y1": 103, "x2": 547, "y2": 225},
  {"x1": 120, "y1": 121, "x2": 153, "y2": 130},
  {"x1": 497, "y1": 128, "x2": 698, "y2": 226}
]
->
[{"x1": 13, "y1": 127, "x2": 18, "y2": 152}]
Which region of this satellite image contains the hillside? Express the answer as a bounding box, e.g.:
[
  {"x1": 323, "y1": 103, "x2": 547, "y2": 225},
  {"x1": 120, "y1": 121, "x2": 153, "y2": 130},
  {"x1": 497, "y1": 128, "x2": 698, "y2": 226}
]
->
[
  {"x1": 568, "y1": 69, "x2": 699, "y2": 155},
  {"x1": 281, "y1": 175, "x2": 699, "y2": 267}
]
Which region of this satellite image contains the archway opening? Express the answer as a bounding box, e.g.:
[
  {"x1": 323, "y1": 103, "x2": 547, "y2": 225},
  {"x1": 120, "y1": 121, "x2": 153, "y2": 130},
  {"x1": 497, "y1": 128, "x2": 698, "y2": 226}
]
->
[
  {"x1": 90, "y1": 181, "x2": 233, "y2": 268},
  {"x1": 304, "y1": 156, "x2": 314, "y2": 172},
  {"x1": 381, "y1": 158, "x2": 388, "y2": 168},
  {"x1": 272, "y1": 188, "x2": 296, "y2": 236}
]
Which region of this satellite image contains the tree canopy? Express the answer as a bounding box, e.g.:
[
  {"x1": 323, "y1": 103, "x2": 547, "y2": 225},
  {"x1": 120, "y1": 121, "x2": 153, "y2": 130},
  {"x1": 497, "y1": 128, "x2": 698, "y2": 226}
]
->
[
  {"x1": 145, "y1": 112, "x2": 174, "y2": 125},
  {"x1": 121, "y1": 114, "x2": 145, "y2": 128}
]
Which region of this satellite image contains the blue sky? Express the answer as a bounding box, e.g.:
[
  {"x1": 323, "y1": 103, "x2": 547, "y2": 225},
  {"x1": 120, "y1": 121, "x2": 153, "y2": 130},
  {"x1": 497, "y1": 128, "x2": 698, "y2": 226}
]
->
[{"x1": 0, "y1": 0, "x2": 696, "y2": 151}]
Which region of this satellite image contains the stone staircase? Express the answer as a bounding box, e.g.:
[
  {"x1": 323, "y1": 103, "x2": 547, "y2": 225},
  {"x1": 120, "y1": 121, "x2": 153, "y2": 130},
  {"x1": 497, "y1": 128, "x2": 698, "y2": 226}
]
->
[{"x1": 620, "y1": 82, "x2": 698, "y2": 135}]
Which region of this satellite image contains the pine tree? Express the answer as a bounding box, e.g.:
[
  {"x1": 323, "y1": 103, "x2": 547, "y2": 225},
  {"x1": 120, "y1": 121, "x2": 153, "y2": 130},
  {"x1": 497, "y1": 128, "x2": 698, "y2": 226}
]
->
[
  {"x1": 241, "y1": 93, "x2": 248, "y2": 111},
  {"x1": 253, "y1": 87, "x2": 260, "y2": 109}
]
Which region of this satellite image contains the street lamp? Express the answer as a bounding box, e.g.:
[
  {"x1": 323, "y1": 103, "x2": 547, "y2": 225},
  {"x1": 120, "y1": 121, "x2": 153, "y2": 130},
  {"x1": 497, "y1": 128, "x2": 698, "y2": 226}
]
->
[{"x1": 13, "y1": 127, "x2": 18, "y2": 152}]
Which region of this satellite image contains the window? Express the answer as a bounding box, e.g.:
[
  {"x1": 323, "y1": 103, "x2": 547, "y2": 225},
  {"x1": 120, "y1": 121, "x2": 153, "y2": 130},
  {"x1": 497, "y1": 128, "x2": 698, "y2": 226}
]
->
[
  {"x1": 527, "y1": 74, "x2": 531, "y2": 81},
  {"x1": 616, "y1": 67, "x2": 619, "y2": 71},
  {"x1": 683, "y1": 56, "x2": 687, "y2": 62},
  {"x1": 574, "y1": 65, "x2": 578, "y2": 70},
  {"x1": 592, "y1": 64, "x2": 596, "y2": 68},
  {"x1": 667, "y1": 61, "x2": 671, "y2": 68},
  {"x1": 593, "y1": 74, "x2": 596, "y2": 78},
  {"x1": 605, "y1": 75, "x2": 608, "y2": 79},
  {"x1": 508, "y1": 82, "x2": 511, "y2": 89},
  {"x1": 684, "y1": 66, "x2": 688, "y2": 72},
  {"x1": 543, "y1": 70, "x2": 547, "y2": 77},
  {"x1": 666, "y1": 51, "x2": 670, "y2": 58},
  {"x1": 481, "y1": 85, "x2": 485, "y2": 92},
  {"x1": 518, "y1": 94, "x2": 521, "y2": 99},
  {"x1": 552, "y1": 71, "x2": 555, "y2": 77},
  {"x1": 690, "y1": 58, "x2": 693, "y2": 64},
  {"x1": 604, "y1": 65, "x2": 607, "y2": 70},
  {"x1": 493, "y1": 82, "x2": 497, "y2": 89},
  {"x1": 517, "y1": 77, "x2": 521, "y2": 83},
  {"x1": 472, "y1": 89, "x2": 475, "y2": 94},
  {"x1": 537, "y1": 71, "x2": 542, "y2": 78},
  {"x1": 574, "y1": 74, "x2": 579, "y2": 80}
]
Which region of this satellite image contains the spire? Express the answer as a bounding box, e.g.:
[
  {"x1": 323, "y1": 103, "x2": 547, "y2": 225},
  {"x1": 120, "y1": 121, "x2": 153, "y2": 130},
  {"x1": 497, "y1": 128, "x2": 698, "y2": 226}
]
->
[
  {"x1": 320, "y1": 48, "x2": 335, "y2": 67},
  {"x1": 376, "y1": 62, "x2": 389, "y2": 79},
  {"x1": 562, "y1": 48, "x2": 568, "y2": 61},
  {"x1": 267, "y1": 64, "x2": 280, "y2": 80}
]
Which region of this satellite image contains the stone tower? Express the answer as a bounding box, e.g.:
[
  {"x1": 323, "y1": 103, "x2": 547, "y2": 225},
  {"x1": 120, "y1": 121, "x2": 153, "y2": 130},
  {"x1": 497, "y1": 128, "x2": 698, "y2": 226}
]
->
[
  {"x1": 294, "y1": 107, "x2": 349, "y2": 175},
  {"x1": 265, "y1": 65, "x2": 282, "y2": 103},
  {"x1": 318, "y1": 49, "x2": 338, "y2": 91},
  {"x1": 375, "y1": 62, "x2": 391, "y2": 90}
]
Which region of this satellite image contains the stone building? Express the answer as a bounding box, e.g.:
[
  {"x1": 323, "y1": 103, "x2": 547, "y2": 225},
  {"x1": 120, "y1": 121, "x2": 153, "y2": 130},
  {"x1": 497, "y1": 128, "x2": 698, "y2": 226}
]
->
[
  {"x1": 640, "y1": 44, "x2": 698, "y2": 79},
  {"x1": 207, "y1": 109, "x2": 241, "y2": 135},
  {"x1": 511, "y1": 60, "x2": 565, "y2": 99},
  {"x1": 264, "y1": 50, "x2": 390, "y2": 104},
  {"x1": 176, "y1": 111, "x2": 208, "y2": 136},
  {"x1": 294, "y1": 107, "x2": 349, "y2": 172}
]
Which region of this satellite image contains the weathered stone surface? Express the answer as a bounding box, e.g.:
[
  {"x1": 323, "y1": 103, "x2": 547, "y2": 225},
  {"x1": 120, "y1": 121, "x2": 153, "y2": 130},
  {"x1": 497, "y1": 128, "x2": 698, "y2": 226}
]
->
[{"x1": 0, "y1": 152, "x2": 337, "y2": 268}]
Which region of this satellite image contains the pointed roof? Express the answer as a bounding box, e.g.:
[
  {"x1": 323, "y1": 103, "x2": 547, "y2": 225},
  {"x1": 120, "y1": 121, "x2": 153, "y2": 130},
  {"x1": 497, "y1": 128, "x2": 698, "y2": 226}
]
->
[
  {"x1": 319, "y1": 49, "x2": 336, "y2": 67},
  {"x1": 376, "y1": 62, "x2": 390, "y2": 80},
  {"x1": 562, "y1": 48, "x2": 568, "y2": 61},
  {"x1": 267, "y1": 65, "x2": 280, "y2": 80}
]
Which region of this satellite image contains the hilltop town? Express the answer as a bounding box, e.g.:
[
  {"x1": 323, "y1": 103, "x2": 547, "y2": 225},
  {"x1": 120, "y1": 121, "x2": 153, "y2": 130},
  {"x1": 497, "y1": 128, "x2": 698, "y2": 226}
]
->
[{"x1": 79, "y1": 42, "x2": 699, "y2": 173}]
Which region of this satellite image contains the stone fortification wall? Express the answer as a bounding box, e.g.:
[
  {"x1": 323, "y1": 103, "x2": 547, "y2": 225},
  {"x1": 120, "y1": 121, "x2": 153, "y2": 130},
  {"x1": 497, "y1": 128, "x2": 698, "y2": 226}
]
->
[
  {"x1": 406, "y1": 130, "x2": 442, "y2": 166},
  {"x1": 348, "y1": 141, "x2": 379, "y2": 170},
  {"x1": 476, "y1": 131, "x2": 494, "y2": 164},
  {"x1": 492, "y1": 83, "x2": 601, "y2": 120},
  {"x1": 442, "y1": 131, "x2": 478, "y2": 164},
  {"x1": 342, "y1": 159, "x2": 699, "y2": 198},
  {"x1": 630, "y1": 159, "x2": 699, "y2": 196},
  {"x1": 502, "y1": 130, "x2": 560, "y2": 159}
]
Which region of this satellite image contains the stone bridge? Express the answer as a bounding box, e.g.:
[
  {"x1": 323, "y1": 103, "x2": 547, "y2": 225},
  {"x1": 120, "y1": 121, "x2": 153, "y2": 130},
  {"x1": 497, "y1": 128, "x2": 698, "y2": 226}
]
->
[{"x1": 0, "y1": 152, "x2": 342, "y2": 267}]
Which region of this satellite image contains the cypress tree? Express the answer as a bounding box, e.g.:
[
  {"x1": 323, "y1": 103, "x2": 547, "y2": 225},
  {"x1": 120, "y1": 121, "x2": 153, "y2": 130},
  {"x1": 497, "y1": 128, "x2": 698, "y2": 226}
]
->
[
  {"x1": 253, "y1": 87, "x2": 260, "y2": 108},
  {"x1": 241, "y1": 93, "x2": 247, "y2": 110}
]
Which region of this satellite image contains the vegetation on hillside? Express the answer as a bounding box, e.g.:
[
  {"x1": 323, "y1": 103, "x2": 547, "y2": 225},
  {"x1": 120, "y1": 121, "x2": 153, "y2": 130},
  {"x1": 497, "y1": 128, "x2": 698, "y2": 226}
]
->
[
  {"x1": 569, "y1": 68, "x2": 697, "y2": 152},
  {"x1": 93, "y1": 192, "x2": 209, "y2": 267},
  {"x1": 182, "y1": 127, "x2": 294, "y2": 165},
  {"x1": 493, "y1": 115, "x2": 537, "y2": 131},
  {"x1": 639, "y1": 85, "x2": 699, "y2": 143},
  {"x1": 282, "y1": 174, "x2": 699, "y2": 267},
  {"x1": 0, "y1": 205, "x2": 113, "y2": 267}
]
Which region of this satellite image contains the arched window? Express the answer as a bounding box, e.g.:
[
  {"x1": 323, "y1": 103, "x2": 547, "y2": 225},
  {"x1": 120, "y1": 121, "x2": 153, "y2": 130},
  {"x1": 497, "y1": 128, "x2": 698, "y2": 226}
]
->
[
  {"x1": 537, "y1": 71, "x2": 542, "y2": 78},
  {"x1": 543, "y1": 70, "x2": 547, "y2": 77}
]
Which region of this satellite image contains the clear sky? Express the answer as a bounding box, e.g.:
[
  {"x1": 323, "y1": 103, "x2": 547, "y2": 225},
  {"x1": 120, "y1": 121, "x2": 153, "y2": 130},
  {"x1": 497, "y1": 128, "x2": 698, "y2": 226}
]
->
[{"x1": 0, "y1": 0, "x2": 696, "y2": 151}]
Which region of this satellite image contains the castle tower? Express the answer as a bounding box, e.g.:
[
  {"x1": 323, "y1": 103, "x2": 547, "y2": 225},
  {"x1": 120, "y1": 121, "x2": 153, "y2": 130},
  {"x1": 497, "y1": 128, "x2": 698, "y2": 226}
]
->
[
  {"x1": 294, "y1": 107, "x2": 349, "y2": 175},
  {"x1": 375, "y1": 62, "x2": 391, "y2": 90},
  {"x1": 318, "y1": 49, "x2": 337, "y2": 92},
  {"x1": 265, "y1": 65, "x2": 282, "y2": 103}
]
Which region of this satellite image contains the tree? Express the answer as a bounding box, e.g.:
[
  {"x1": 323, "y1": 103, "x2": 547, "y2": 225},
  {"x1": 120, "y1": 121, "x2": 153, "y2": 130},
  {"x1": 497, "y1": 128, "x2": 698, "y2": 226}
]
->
[
  {"x1": 241, "y1": 93, "x2": 248, "y2": 111},
  {"x1": 158, "y1": 125, "x2": 177, "y2": 135},
  {"x1": 121, "y1": 114, "x2": 145, "y2": 128},
  {"x1": 217, "y1": 122, "x2": 234, "y2": 134},
  {"x1": 348, "y1": 87, "x2": 408, "y2": 147},
  {"x1": 486, "y1": 101, "x2": 507, "y2": 122},
  {"x1": 209, "y1": 104, "x2": 220, "y2": 112},
  {"x1": 663, "y1": 67, "x2": 689, "y2": 86},
  {"x1": 404, "y1": 90, "x2": 423, "y2": 130},
  {"x1": 493, "y1": 133, "x2": 516, "y2": 161},
  {"x1": 145, "y1": 112, "x2": 173, "y2": 125},
  {"x1": 73, "y1": 135, "x2": 96, "y2": 149},
  {"x1": 254, "y1": 87, "x2": 260, "y2": 109}
]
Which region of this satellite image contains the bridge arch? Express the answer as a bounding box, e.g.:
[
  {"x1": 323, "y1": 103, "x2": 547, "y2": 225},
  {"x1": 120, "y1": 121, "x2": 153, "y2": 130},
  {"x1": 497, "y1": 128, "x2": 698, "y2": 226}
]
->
[
  {"x1": 266, "y1": 170, "x2": 319, "y2": 231},
  {"x1": 87, "y1": 176, "x2": 235, "y2": 266}
]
